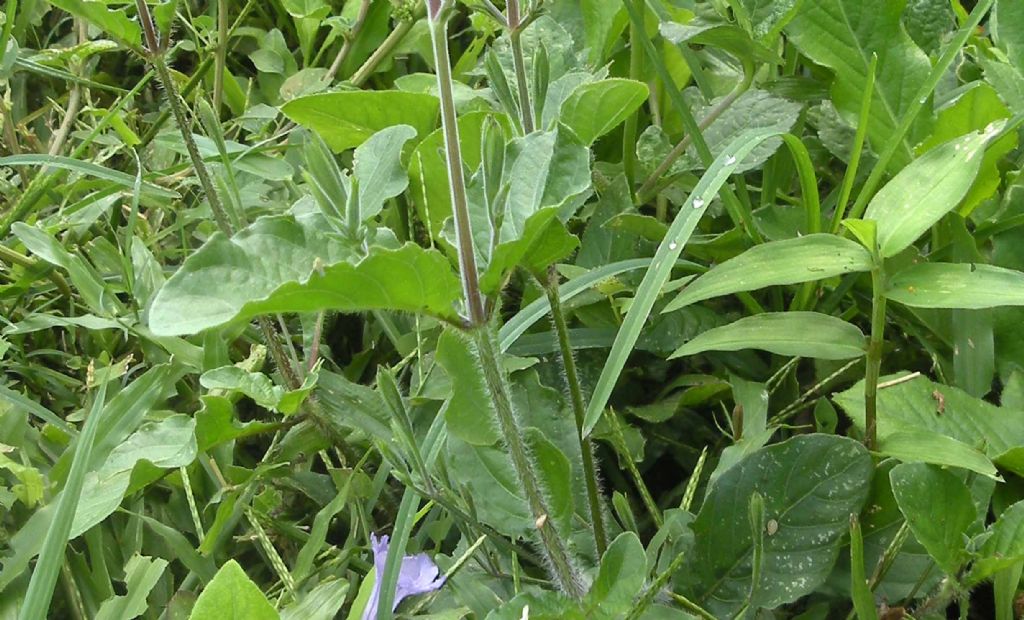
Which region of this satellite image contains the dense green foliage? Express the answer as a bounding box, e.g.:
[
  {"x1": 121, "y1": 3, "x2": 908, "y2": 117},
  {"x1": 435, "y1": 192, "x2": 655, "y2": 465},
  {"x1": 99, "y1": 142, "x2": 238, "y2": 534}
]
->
[{"x1": 4, "y1": 0, "x2": 1024, "y2": 618}]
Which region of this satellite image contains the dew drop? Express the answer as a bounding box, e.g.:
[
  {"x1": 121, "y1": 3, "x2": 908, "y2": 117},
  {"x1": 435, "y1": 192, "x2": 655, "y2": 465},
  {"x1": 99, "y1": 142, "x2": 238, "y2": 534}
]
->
[
  {"x1": 668, "y1": 241, "x2": 678, "y2": 250},
  {"x1": 919, "y1": 96, "x2": 928, "y2": 104},
  {"x1": 725, "y1": 154, "x2": 737, "y2": 165},
  {"x1": 693, "y1": 197, "x2": 705, "y2": 209}
]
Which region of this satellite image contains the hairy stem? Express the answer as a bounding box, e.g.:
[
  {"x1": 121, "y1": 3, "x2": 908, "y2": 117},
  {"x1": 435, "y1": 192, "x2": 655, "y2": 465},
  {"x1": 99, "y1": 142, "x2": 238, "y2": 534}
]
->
[
  {"x1": 543, "y1": 266, "x2": 607, "y2": 556},
  {"x1": 473, "y1": 326, "x2": 584, "y2": 597},
  {"x1": 427, "y1": 7, "x2": 486, "y2": 325}
]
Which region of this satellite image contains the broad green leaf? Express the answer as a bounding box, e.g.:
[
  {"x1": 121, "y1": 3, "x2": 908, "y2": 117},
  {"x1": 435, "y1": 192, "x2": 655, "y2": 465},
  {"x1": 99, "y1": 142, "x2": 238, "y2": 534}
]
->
[
  {"x1": 915, "y1": 82, "x2": 1016, "y2": 214},
  {"x1": 479, "y1": 208, "x2": 579, "y2": 294},
  {"x1": 660, "y1": 19, "x2": 781, "y2": 63},
  {"x1": 902, "y1": 0, "x2": 955, "y2": 54},
  {"x1": 353, "y1": 124, "x2": 417, "y2": 222},
  {"x1": 190, "y1": 560, "x2": 279, "y2": 620},
  {"x1": 409, "y1": 111, "x2": 494, "y2": 239},
  {"x1": 280, "y1": 91, "x2": 438, "y2": 152},
  {"x1": 558, "y1": 78, "x2": 649, "y2": 145},
  {"x1": 579, "y1": 0, "x2": 627, "y2": 65},
  {"x1": 200, "y1": 367, "x2": 317, "y2": 415},
  {"x1": 738, "y1": 0, "x2": 800, "y2": 41},
  {"x1": 94, "y1": 555, "x2": 169, "y2": 620},
  {"x1": 584, "y1": 126, "x2": 793, "y2": 436},
  {"x1": 970, "y1": 500, "x2": 1024, "y2": 584},
  {"x1": 148, "y1": 215, "x2": 462, "y2": 335},
  {"x1": 46, "y1": 0, "x2": 142, "y2": 49},
  {"x1": 877, "y1": 430, "x2": 999, "y2": 479},
  {"x1": 678, "y1": 434, "x2": 872, "y2": 617},
  {"x1": 446, "y1": 437, "x2": 534, "y2": 537},
  {"x1": 670, "y1": 312, "x2": 866, "y2": 360},
  {"x1": 890, "y1": 463, "x2": 975, "y2": 575},
  {"x1": 195, "y1": 395, "x2": 279, "y2": 451},
  {"x1": 585, "y1": 532, "x2": 645, "y2": 616},
  {"x1": 864, "y1": 128, "x2": 996, "y2": 257},
  {"x1": 833, "y1": 373, "x2": 1024, "y2": 464},
  {"x1": 436, "y1": 329, "x2": 501, "y2": 446},
  {"x1": 677, "y1": 90, "x2": 802, "y2": 174},
  {"x1": 993, "y1": 0, "x2": 1024, "y2": 73},
  {"x1": 785, "y1": 0, "x2": 930, "y2": 167},
  {"x1": 664, "y1": 234, "x2": 873, "y2": 311},
  {"x1": 886, "y1": 263, "x2": 1024, "y2": 309},
  {"x1": 71, "y1": 415, "x2": 197, "y2": 537}
]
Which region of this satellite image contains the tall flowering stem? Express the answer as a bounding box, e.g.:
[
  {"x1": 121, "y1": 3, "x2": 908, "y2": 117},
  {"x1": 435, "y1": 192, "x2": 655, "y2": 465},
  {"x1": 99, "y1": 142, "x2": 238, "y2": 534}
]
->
[{"x1": 426, "y1": 0, "x2": 583, "y2": 597}]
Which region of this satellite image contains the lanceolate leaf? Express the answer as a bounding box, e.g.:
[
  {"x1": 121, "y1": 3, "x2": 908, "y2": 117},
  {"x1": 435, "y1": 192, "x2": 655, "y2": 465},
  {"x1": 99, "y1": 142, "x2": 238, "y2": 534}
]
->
[
  {"x1": 353, "y1": 124, "x2": 417, "y2": 222},
  {"x1": 886, "y1": 262, "x2": 1024, "y2": 308},
  {"x1": 148, "y1": 215, "x2": 462, "y2": 335},
  {"x1": 678, "y1": 434, "x2": 872, "y2": 617},
  {"x1": 280, "y1": 91, "x2": 438, "y2": 152},
  {"x1": 670, "y1": 312, "x2": 866, "y2": 360},
  {"x1": 558, "y1": 78, "x2": 649, "y2": 145},
  {"x1": 665, "y1": 234, "x2": 873, "y2": 311},
  {"x1": 785, "y1": 0, "x2": 930, "y2": 167},
  {"x1": 864, "y1": 128, "x2": 997, "y2": 257}
]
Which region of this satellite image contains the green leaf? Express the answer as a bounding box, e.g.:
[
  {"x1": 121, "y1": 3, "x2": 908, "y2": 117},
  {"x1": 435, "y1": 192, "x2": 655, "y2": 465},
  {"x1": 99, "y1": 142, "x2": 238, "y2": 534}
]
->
[
  {"x1": 71, "y1": 415, "x2": 197, "y2": 537},
  {"x1": 738, "y1": 0, "x2": 800, "y2": 41},
  {"x1": 669, "y1": 312, "x2": 866, "y2": 360},
  {"x1": 678, "y1": 434, "x2": 872, "y2": 617},
  {"x1": 664, "y1": 234, "x2": 873, "y2": 311},
  {"x1": 94, "y1": 555, "x2": 169, "y2": 620},
  {"x1": 675, "y1": 90, "x2": 802, "y2": 174},
  {"x1": 585, "y1": 532, "x2": 646, "y2": 615},
  {"x1": 280, "y1": 91, "x2": 438, "y2": 152},
  {"x1": 785, "y1": 0, "x2": 930, "y2": 168},
  {"x1": 864, "y1": 128, "x2": 996, "y2": 258},
  {"x1": 833, "y1": 373, "x2": 1024, "y2": 463},
  {"x1": 660, "y1": 19, "x2": 781, "y2": 63},
  {"x1": 993, "y1": 0, "x2": 1024, "y2": 72},
  {"x1": 479, "y1": 208, "x2": 579, "y2": 293},
  {"x1": 353, "y1": 124, "x2": 417, "y2": 222},
  {"x1": 915, "y1": 82, "x2": 1016, "y2": 214},
  {"x1": 969, "y1": 500, "x2": 1024, "y2": 584},
  {"x1": 886, "y1": 263, "x2": 1024, "y2": 309},
  {"x1": 436, "y1": 329, "x2": 501, "y2": 446},
  {"x1": 200, "y1": 367, "x2": 317, "y2": 415},
  {"x1": 189, "y1": 560, "x2": 279, "y2": 620},
  {"x1": 19, "y1": 383, "x2": 108, "y2": 620},
  {"x1": 0, "y1": 154, "x2": 175, "y2": 198},
  {"x1": 280, "y1": 579, "x2": 348, "y2": 620},
  {"x1": 558, "y1": 78, "x2": 649, "y2": 145},
  {"x1": 890, "y1": 463, "x2": 975, "y2": 575},
  {"x1": 47, "y1": 0, "x2": 142, "y2": 49},
  {"x1": 148, "y1": 215, "x2": 462, "y2": 335},
  {"x1": 878, "y1": 430, "x2": 999, "y2": 480},
  {"x1": 584, "y1": 126, "x2": 794, "y2": 436}
]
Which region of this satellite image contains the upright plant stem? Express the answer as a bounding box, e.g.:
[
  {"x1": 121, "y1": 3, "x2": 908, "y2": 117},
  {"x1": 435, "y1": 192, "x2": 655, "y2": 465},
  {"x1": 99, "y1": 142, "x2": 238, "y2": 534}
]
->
[
  {"x1": 428, "y1": 0, "x2": 582, "y2": 596},
  {"x1": 426, "y1": 4, "x2": 486, "y2": 325},
  {"x1": 350, "y1": 5, "x2": 425, "y2": 87},
  {"x1": 324, "y1": 0, "x2": 371, "y2": 82},
  {"x1": 506, "y1": 0, "x2": 534, "y2": 133},
  {"x1": 543, "y1": 267, "x2": 607, "y2": 556},
  {"x1": 621, "y1": 0, "x2": 644, "y2": 190},
  {"x1": 473, "y1": 327, "x2": 583, "y2": 597},
  {"x1": 864, "y1": 258, "x2": 886, "y2": 450},
  {"x1": 213, "y1": 0, "x2": 228, "y2": 112}
]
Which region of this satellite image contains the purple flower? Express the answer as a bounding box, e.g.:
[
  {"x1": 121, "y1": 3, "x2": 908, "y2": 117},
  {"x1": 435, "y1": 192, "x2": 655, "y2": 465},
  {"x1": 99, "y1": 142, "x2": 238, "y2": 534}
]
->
[{"x1": 361, "y1": 533, "x2": 446, "y2": 620}]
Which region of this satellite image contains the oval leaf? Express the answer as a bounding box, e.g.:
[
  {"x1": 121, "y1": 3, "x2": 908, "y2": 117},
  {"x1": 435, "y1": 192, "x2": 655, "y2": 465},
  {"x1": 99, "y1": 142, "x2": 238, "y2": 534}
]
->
[
  {"x1": 878, "y1": 430, "x2": 999, "y2": 480},
  {"x1": 864, "y1": 127, "x2": 997, "y2": 257},
  {"x1": 559, "y1": 78, "x2": 649, "y2": 145},
  {"x1": 890, "y1": 463, "x2": 976, "y2": 575},
  {"x1": 281, "y1": 91, "x2": 439, "y2": 152},
  {"x1": 669, "y1": 312, "x2": 866, "y2": 360},
  {"x1": 886, "y1": 262, "x2": 1024, "y2": 308},
  {"x1": 679, "y1": 434, "x2": 872, "y2": 617},
  {"x1": 665, "y1": 234, "x2": 873, "y2": 311},
  {"x1": 149, "y1": 215, "x2": 461, "y2": 336}
]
